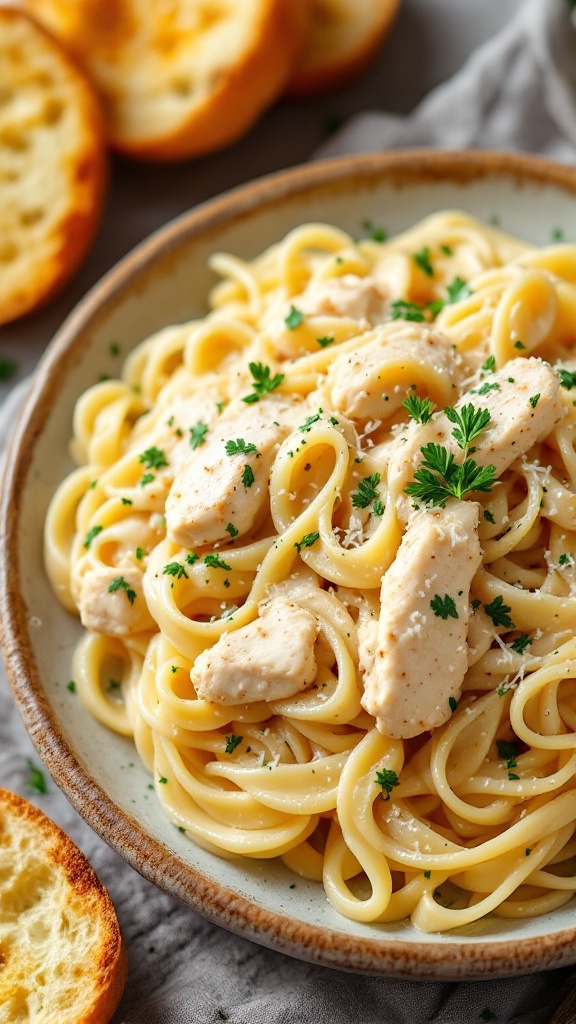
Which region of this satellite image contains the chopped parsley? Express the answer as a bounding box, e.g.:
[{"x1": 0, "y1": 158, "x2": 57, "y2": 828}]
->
[
  {"x1": 299, "y1": 409, "x2": 323, "y2": 432},
  {"x1": 482, "y1": 355, "x2": 496, "y2": 372},
  {"x1": 107, "y1": 679, "x2": 121, "y2": 690},
  {"x1": 139, "y1": 446, "x2": 168, "y2": 470},
  {"x1": 402, "y1": 394, "x2": 433, "y2": 424},
  {"x1": 294, "y1": 532, "x2": 320, "y2": 554},
  {"x1": 204, "y1": 554, "x2": 232, "y2": 571},
  {"x1": 140, "y1": 473, "x2": 155, "y2": 487},
  {"x1": 483, "y1": 509, "x2": 495, "y2": 524},
  {"x1": 225, "y1": 438, "x2": 259, "y2": 457},
  {"x1": 497, "y1": 738, "x2": 519, "y2": 780},
  {"x1": 446, "y1": 276, "x2": 471, "y2": 304},
  {"x1": 390, "y1": 299, "x2": 426, "y2": 322},
  {"x1": 424, "y1": 869, "x2": 431, "y2": 878},
  {"x1": 374, "y1": 767, "x2": 399, "y2": 800},
  {"x1": 551, "y1": 227, "x2": 565, "y2": 241},
  {"x1": 413, "y1": 246, "x2": 434, "y2": 277},
  {"x1": 513, "y1": 340, "x2": 525, "y2": 350},
  {"x1": 430, "y1": 594, "x2": 458, "y2": 620},
  {"x1": 158, "y1": 776, "x2": 168, "y2": 784},
  {"x1": 558, "y1": 368, "x2": 576, "y2": 390},
  {"x1": 449, "y1": 696, "x2": 458, "y2": 712},
  {"x1": 189, "y1": 422, "x2": 208, "y2": 449},
  {"x1": 351, "y1": 472, "x2": 381, "y2": 509},
  {"x1": 242, "y1": 465, "x2": 255, "y2": 488},
  {"x1": 26, "y1": 759, "x2": 48, "y2": 795},
  {"x1": 361, "y1": 219, "x2": 387, "y2": 243},
  {"x1": 121, "y1": 496, "x2": 132, "y2": 505},
  {"x1": 135, "y1": 547, "x2": 146, "y2": 560},
  {"x1": 224, "y1": 734, "x2": 243, "y2": 754},
  {"x1": 83, "y1": 524, "x2": 103, "y2": 548},
  {"x1": 108, "y1": 576, "x2": 137, "y2": 604},
  {"x1": 440, "y1": 244, "x2": 454, "y2": 256},
  {"x1": 445, "y1": 404, "x2": 491, "y2": 451},
  {"x1": 109, "y1": 342, "x2": 121, "y2": 356},
  {"x1": 185, "y1": 552, "x2": 199, "y2": 565},
  {"x1": 66, "y1": 680, "x2": 76, "y2": 693},
  {"x1": 510, "y1": 633, "x2": 532, "y2": 655},
  {"x1": 163, "y1": 561, "x2": 188, "y2": 579},
  {"x1": 529, "y1": 393, "x2": 540, "y2": 409},
  {"x1": 484, "y1": 595, "x2": 515, "y2": 629},
  {"x1": 373, "y1": 499, "x2": 385, "y2": 517},
  {"x1": 284, "y1": 305, "x2": 305, "y2": 330},
  {"x1": 317, "y1": 336, "x2": 335, "y2": 348},
  {"x1": 559, "y1": 552, "x2": 573, "y2": 566},
  {"x1": 225, "y1": 522, "x2": 239, "y2": 539},
  {"x1": 242, "y1": 361, "x2": 284, "y2": 403},
  {"x1": 473, "y1": 381, "x2": 500, "y2": 395}
]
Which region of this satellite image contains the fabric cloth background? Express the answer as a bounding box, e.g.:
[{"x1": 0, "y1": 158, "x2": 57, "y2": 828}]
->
[{"x1": 2, "y1": 1, "x2": 576, "y2": 1021}]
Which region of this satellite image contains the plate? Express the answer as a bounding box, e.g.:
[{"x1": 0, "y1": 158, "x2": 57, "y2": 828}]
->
[{"x1": 3, "y1": 150, "x2": 576, "y2": 979}]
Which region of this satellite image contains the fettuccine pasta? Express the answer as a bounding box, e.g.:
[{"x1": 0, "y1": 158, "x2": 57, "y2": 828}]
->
[{"x1": 45, "y1": 211, "x2": 576, "y2": 932}]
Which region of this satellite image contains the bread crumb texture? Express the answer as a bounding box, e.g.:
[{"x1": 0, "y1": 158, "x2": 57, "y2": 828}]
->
[
  {"x1": 0, "y1": 789, "x2": 126, "y2": 1024},
  {"x1": 25, "y1": 0, "x2": 306, "y2": 160},
  {"x1": 0, "y1": 7, "x2": 106, "y2": 325}
]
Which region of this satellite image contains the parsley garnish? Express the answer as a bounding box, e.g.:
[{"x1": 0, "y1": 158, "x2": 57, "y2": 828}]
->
[
  {"x1": 108, "y1": 576, "x2": 137, "y2": 604},
  {"x1": 390, "y1": 299, "x2": 426, "y2": 322},
  {"x1": 482, "y1": 355, "x2": 496, "y2": 372},
  {"x1": 204, "y1": 554, "x2": 232, "y2": 570},
  {"x1": 529, "y1": 393, "x2": 540, "y2": 409},
  {"x1": 121, "y1": 496, "x2": 132, "y2": 505},
  {"x1": 107, "y1": 679, "x2": 121, "y2": 690},
  {"x1": 158, "y1": 776, "x2": 168, "y2": 784},
  {"x1": 299, "y1": 409, "x2": 323, "y2": 432},
  {"x1": 510, "y1": 633, "x2": 532, "y2": 655},
  {"x1": 294, "y1": 532, "x2": 320, "y2": 554},
  {"x1": 440, "y1": 244, "x2": 453, "y2": 256},
  {"x1": 559, "y1": 368, "x2": 576, "y2": 390},
  {"x1": 140, "y1": 472, "x2": 155, "y2": 487},
  {"x1": 135, "y1": 547, "x2": 146, "y2": 560},
  {"x1": 514, "y1": 340, "x2": 525, "y2": 350},
  {"x1": 189, "y1": 422, "x2": 208, "y2": 449},
  {"x1": 404, "y1": 443, "x2": 496, "y2": 507},
  {"x1": 497, "y1": 739, "x2": 518, "y2": 774},
  {"x1": 224, "y1": 734, "x2": 242, "y2": 754},
  {"x1": 413, "y1": 246, "x2": 434, "y2": 277},
  {"x1": 67, "y1": 680, "x2": 76, "y2": 693},
  {"x1": 351, "y1": 473, "x2": 381, "y2": 509},
  {"x1": 484, "y1": 595, "x2": 515, "y2": 629},
  {"x1": 226, "y1": 522, "x2": 239, "y2": 539},
  {"x1": 285, "y1": 306, "x2": 305, "y2": 330},
  {"x1": 559, "y1": 552, "x2": 573, "y2": 566},
  {"x1": 139, "y1": 446, "x2": 168, "y2": 470},
  {"x1": 317, "y1": 336, "x2": 335, "y2": 348},
  {"x1": 242, "y1": 361, "x2": 284, "y2": 404},
  {"x1": 242, "y1": 465, "x2": 254, "y2": 488},
  {"x1": 185, "y1": 552, "x2": 199, "y2": 565},
  {"x1": 0, "y1": 357, "x2": 17, "y2": 381},
  {"x1": 373, "y1": 499, "x2": 385, "y2": 516},
  {"x1": 424, "y1": 869, "x2": 431, "y2": 878},
  {"x1": 449, "y1": 696, "x2": 458, "y2": 712},
  {"x1": 446, "y1": 276, "x2": 471, "y2": 304},
  {"x1": 163, "y1": 561, "x2": 188, "y2": 579},
  {"x1": 225, "y1": 438, "x2": 259, "y2": 457},
  {"x1": 473, "y1": 381, "x2": 500, "y2": 395},
  {"x1": 26, "y1": 759, "x2": 48, "y2": 794},
  {"x1": 374, "y1": 768, "x2": 399, "y2": 800},
  {"x1": 402, "y1": 394, "x2": 434, "y2": 424},
  {"x1": 552, "y1": 227, "x2": 565, "y2": 241},
  {"x1": 445, "y1": 404, "x2": 491, "y2": 450},
  {"x1": 83, "y1": 524, "x2": 103, "y2": 548},
  {"x1": 361, "y1": 219, "x2": 387, "y2": 243},
  {"x1": 430, "y1": 594, "x2": 458, "y2": 620},
  {"x1": 483, "y1": 509, "x2": 495, "y2": 524}
]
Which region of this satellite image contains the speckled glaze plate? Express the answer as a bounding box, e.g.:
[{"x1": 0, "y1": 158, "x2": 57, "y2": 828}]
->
[{"x1": 3, "y1": 151, "x2": 576, "y2": 980}]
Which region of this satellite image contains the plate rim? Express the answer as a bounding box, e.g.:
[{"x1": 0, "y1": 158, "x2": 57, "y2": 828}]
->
[{"x1": 3, "y1": 148, "x2": 576, "y2": 979}]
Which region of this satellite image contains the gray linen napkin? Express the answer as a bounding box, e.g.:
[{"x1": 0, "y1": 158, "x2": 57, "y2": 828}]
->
[{"x1": 2, "y1": 2, "x2": 576, "y2": 1021}]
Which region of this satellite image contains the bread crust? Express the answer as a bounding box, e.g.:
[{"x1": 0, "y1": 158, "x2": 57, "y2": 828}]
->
[
  {"x1": 25, "y1": 0, "x2": 307, "y2": 161},
  {"x1": 0, "y1": 6, "x2": 107, "y2": 326},
  {"x1": 0, "y1": 788, "x2": 127, "y2": 1024},
  {"x1": 286, "y1": 0, "x2": 400, "y2": 98}
]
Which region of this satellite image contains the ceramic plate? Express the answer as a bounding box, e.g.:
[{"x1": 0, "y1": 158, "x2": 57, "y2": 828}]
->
[{"x1": 3, "y1": 150, "x2": 576, "y2": 979}]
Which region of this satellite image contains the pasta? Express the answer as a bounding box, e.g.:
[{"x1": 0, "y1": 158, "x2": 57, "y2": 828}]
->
[{"x1": 45, "y1": 210, "x2": 576, "y2": 933}]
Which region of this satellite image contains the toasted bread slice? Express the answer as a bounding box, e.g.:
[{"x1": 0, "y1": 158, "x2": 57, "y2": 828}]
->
[
  {"x1": 0, "y1": 7, "x2": 107, "y2": 326},
  {"x1": 286, "y1": 0, "x2": 400, "y2": 97},
  {"x1": 25, "y1": 0, "x2": 307, "y2": 162},
  {"x1": 0, "y1": 788, "x2": 127, "y2": 1024}
]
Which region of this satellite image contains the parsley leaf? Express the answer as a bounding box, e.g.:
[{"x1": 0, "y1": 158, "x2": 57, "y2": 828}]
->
[
  {"x1": 558, "y1": 368, "x2": 576, "y2": 390},
  {"x1": 26, "y1": 758, "x2": 48, "y2": 795},
  {"x1": 446, "y1": 276, "x2": 471, "y2": 304},
  {"x1": 484, "y1": 595, "x2": 515, "y2": 629},
  {"x1": 404, "y1": 442, "x2": 496, "y2": 507},
  {"x1": 402, "y1": 394, "x2": 434, "y2": 424},
  {"x1": 483, "y1": 509, "x2": 495, "y2": 524},
  {"x1": 224, "y1": 734, "x2": 243, "y2": 754},
  {"x1": 373, "y1": 499, "x2": 385, "y2": 516},
  {"x1": 294, "y1": 532, "x2": 320, "y2": 554},
  {"x1": 67, "y1": 680, "x2": 76, "y2": 693},
  {"x1": 445, "y1": 404, "x2": 491, "y2": 450},
  {"x1": 374, "y1": 767, "x2": 399, "y2": 800},
  {"x1": 510, "y1": 633, "x2": 532, "y2": 655},
  {"x1": 225, "y1": 438, "x2": 259, "y2": 456},
  {"x1": 449, "y1": 696, "x2": 458, "y2": 712},
  {"x1": 139, "y1": 446, "x2": 168, "y2": 469},
  {"x1": 529, "y1": 393, "x2": 540, "y2": 409},
  {"x1": 430, "y1": 594, "x2": 458, "y2": 620},
  {"x1": 226, "y1": 522, "x2": 239, "y2": 539},
  {"x1": 390, "y1": 299, "x2": 426, "y2": 322},
  {"x1": 83, "y1": 524, "x2": 103, "y2": 548},
  {"x1": 242, "y1": 361, "x2": 284, "y2": 403},
  {"x1": 108, "y1": 576, "x2": 137, "y2": 603},
  {"x1": 559, "y1": 552, "x2": 573, "y2": 566},
  {"x1": 189, "y1": 422, "x2": 208, "y2": 449},
  {"x1": 285, "y1": 306, "x2": 305, "y2": 330},
  {"x1": 413, "y1": 246, "x2": 434, "y2": 277},
  {"x1": 163, "y1": 561, "x2": 188, "y2": 579},
  {"x1": 497, "y1": 739, "x2": 518, "y2": 771},
  {"x1": 185, "y1": 552, "x2": 199, "y2": 565},
  {"x1": 361, "y1": 219, "x2": 387, "y2": 243},
  {"x1": 242, "y1": 465, "x2": 255, "y2": 488},
  {"x1": 351, "y1": 473, "x2": 381, "y2": 509},
  {"x1": 140, "y1": 472, "x2": 155, "y2": 487},
  {"x1": 317, "y1": 336, "x2": 335, "y2": 348},
  {"x1": 299, "y1": 409, "x2": 323, "y2": 432},
  {"x1": 482, "y1": 355, "x2": 496, "y2": 372},
  {"x1": 204, "y1": 554, "x2": 232, "y2": 571}
]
